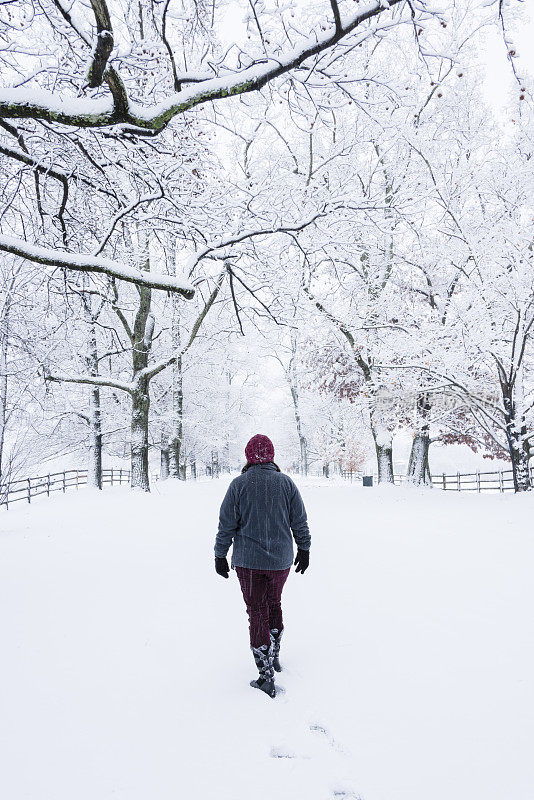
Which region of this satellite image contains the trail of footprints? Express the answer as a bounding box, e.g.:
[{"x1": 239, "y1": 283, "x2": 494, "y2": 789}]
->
[{"x1": 270, "y1": 722, "x2": 361, "y2": 800}]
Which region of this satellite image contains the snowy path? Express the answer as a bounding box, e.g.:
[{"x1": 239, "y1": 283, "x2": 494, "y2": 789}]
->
[{"x1": 1, "y1": 479, "x2": 533, "y2": 800}]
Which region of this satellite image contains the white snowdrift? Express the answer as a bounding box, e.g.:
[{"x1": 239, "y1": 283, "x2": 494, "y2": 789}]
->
[{"x1": 0, "y1": 479, "x2": 533, "y2": 800}]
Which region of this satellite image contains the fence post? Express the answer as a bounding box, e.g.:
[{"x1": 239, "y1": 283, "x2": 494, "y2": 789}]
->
[
  {"x1": 47, "y1": 474, "x2": 50, "y2": 496},
  {"x1": 76, "y1": 471, "x2": 79, "y2": 490},
  {"x1": 442, "y1": 473, "x2": 446, "y2": 490},
  {"x1": 476, "y1": 471, "x2": 480, "y2": 493},
  {"x1": 62, "y1": 472, "x2": 66, "y2": 493},
  {"x1": 27, "y1": 477, "x2": 31, "y2": 504},
  {"x1": 111, "y1": 469, "x2": 114, "y2": 486},
  {"x1": 499, "y1": 471, "x2": 504, "y2": 493},
  {"x1": 119, "y1": 468, "x2": 122, "y2": 484},
  {"x1": 457, "y1": 472, "x2": 460, "y2": 491}
]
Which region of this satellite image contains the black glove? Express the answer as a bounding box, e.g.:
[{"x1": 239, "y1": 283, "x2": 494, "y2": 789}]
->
[
  {"x1": 215, "y1": 556, "x2": 229, "y2": 578},
  {"x1": 294, "y1": 548, "x2": 309, "y2": 574}
]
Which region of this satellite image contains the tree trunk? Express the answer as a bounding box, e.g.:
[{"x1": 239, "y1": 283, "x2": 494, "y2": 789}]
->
[
  {"x1": 371, "y1": 421, "x2": 394, "y2": 483},
  {"x1": 160, "y1": 430, "x2": 170, "y2": 480},
  {"x1": 0, "y1": 306, "x2": 8, "y2": 482},
  {"x1": 375, "y1": 440, "x2": 394, "y2": 483},
  {"x1": 289, "y1": 336, "x2": 308, "y2": 476},
  {"x1": 223, "y1": 439, "x2": 231, "y2": 473},
  {"x1": 169, "y1": 353, "x2": 184, "y2": 478},
  {"x1": 88, "y1": 386, "x2": 103, "y2": 489},
  {"x1": 424, "y1": 455, "x2": 432, "y2": 484},
  {"x1": 131, "y1": 376, "x2": 150, "y2": 491},
  {"x1": 130, "y1": 269, "x2": 153, "y2": 492},
  {"x1": 406, "y1": 394, "x2": 432, "y2": 485},
  {"x1": 211, "y1": 450, "x2": 219, "y2": 478},
  {"x1": 85, "y1": 313, "x2": 103, "y2": 489},
  {"x1": 406, "y1": 431, "x2": 430, "y2": 485},
  {"x1": 169, "y1": 295, "x2": 184, "y2": 479},
  {"x1": 406, "y1": 393, "x2": 432, "y2": 486},
  {"x1": 506, "y1": 422, "x2": 531, "y2": 492},
  {"x1": 510, "y1": 443, "x2": 531, "y2": 492},
  {"x1": 501, "y1": 379, "x2": 531, "y2": 492}
]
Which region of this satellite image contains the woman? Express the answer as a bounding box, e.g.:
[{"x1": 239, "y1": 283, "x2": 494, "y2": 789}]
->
[{"x1": 214, "y1": 434, "x2": 311, "y2": 698}]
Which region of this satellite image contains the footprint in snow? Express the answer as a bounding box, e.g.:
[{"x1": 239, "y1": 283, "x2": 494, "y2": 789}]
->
[
  {"x1": 271, "y1": 725, "x2": 360, "y2": 798},
  {"x1": 309, "y1": 722, "x2": 349, "y2": 756},
  {"x1": 270, "y1": 744, "x2": 309, "y2": 760}
]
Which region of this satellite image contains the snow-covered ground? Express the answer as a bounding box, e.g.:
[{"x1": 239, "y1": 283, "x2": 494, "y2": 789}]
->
[{"x1": 1, "y1": 478, "x2": 533, "y2": 800}]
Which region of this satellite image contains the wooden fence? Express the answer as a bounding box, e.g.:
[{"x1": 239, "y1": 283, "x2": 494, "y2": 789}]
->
[
  {"x1": 340, "y1": 467, "x2": 524, "y2": 492},
  {"x1": 0, "y1": 468, "x2": 131, "y2": 510},
  {"x1": 1, "y1": 464, "x2": 527, "y2": 509}
]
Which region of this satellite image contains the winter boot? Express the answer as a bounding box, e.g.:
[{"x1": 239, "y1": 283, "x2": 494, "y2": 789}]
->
[
  {"x1": 270, "y1": 628, "x2": 283, "y2": 672},
  {"x1": 250, "y1": 643, "x2": 276, "y2": 698}
]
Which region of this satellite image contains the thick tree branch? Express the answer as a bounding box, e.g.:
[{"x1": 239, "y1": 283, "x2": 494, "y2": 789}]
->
[
  {"x1": 188, "y1": 211, "x2": 326, "y2": 274},
  {"x1": 330, "y1": 0, "x2": 342, "y2": 33},
  {"x1": 0, "y1": 234, "x2": 195, "y2": 296},
  {"x1": 87, "y1": 0, "x2": 114, "y2": 88},
  {"x1": 161, "y1": 0, "x2": 181, "y2": 91},
  {"x1": 46, "y1": 372, "x2": 133, "y2": 393},
  {"x1": 0, "y1": 0, "x2": 404, "y2": 131},
  {"x1": 0, "y1": 143, "x2": 69, "y2": 186}
]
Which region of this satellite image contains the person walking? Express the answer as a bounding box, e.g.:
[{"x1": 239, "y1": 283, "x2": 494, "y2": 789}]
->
[{"x1": 214, "y1": 434, "x2": 311, "y2": 698}]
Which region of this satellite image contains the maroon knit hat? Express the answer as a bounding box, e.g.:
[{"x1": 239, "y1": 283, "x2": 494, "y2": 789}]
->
[{"x1": 245, "y1": 434, "x2": 275, "y2": 465}]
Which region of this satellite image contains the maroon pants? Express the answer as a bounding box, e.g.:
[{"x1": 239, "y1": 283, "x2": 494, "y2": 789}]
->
[{"x1": 235, "y1": 566, "x2": 290, "y2": 649}]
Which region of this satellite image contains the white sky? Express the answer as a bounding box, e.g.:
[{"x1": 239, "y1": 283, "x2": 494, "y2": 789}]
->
[{"x1": 479, "y1": 3, "x2": 534, "y2": 114}]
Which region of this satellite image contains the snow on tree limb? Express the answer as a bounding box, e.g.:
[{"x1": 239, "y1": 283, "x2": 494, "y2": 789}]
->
[
  {"x1": 0, "y1": 235, "x2": 195, "y2": 297},
  {"x1": 0, "y1": 0, "x2": 404, "y2": 132},
  {"x1": 46, "y1": 372, "x2": 134, "y2": 394},
  {"x1": 187, "y1": 212, "x2": 327, "y2": 274}
]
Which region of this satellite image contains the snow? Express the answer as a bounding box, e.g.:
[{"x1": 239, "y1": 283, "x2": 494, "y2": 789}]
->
[
  {"x1": 0, "y1": 87, "x2": 113, "y2": 117},
  {"x1": 1, "y1": 478, "x2": 533, "y2": 800}
]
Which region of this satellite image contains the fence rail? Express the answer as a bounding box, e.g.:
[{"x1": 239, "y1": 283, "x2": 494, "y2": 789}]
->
[
  {"x1": 340, "y1": 467, "x2": 529, "y2": 492},
  {"x1": 2, "y1": 464, "x2": 529, "y2": 508},
  {"x1": 0, "y1": 468, "x2": 131, "y2": 510}
]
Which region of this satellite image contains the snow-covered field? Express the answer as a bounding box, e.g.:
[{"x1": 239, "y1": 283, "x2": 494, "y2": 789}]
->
[{"x1": 1, "y1": 478, "x2": 533, "y2": 800}]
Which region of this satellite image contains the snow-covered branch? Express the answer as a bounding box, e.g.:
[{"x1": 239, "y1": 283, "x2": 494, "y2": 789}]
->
[
  {"x1": 0, "y1": 235, "x2": 195, "y2": 296},
  {"x1": 0, "y1": 0, "x2": 404, "y2": 132},
  {"x1": 188, "y1": 212, "x2": 326, "y2": 274},
  {"x1": 46, "y1": 372, "x2": 133, "y2": 394},
  {"x1": 86, "y1": 0, "x2": 114, "y2": 89}
]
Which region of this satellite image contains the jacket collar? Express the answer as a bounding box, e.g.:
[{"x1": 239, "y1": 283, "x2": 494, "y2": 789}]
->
[{"x1": 248, "y1": 462, "x2": 278, "y2": 471}]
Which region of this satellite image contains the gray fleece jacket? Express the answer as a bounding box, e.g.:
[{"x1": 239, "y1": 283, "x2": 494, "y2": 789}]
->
[{"x1": 214, "y1": 463, "x2": 311, "y2": 570}]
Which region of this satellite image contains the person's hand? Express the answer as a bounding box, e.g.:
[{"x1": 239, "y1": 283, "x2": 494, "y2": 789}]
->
[
  {"x1": 215, "y1": 556, "x2": 229, "y2": 578},
  {"x1": 294, "y1": 549, "x2": 309, "y2": 574}
]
